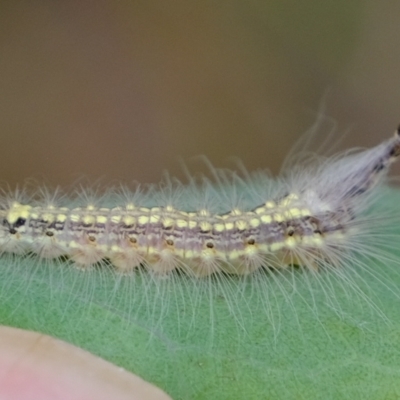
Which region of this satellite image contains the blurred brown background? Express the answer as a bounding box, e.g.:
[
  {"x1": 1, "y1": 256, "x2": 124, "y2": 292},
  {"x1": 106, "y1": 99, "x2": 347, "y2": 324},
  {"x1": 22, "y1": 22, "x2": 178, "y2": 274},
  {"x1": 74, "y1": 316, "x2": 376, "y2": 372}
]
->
[{"x1": 0, "y1": 1, "x2": 399, "y2": 188}]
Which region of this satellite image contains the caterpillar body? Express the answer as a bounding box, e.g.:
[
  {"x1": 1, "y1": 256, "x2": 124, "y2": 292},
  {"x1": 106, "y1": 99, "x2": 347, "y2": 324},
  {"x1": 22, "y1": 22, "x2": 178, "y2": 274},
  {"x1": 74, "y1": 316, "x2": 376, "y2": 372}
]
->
[{"x1": 1, "y1": 128, "x2": 400, "y2": 278}]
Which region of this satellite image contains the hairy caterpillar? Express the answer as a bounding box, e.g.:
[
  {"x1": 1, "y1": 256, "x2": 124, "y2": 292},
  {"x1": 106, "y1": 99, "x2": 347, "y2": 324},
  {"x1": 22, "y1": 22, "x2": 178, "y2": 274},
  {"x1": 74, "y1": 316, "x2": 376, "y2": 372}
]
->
[
  {"x1": 2, "y1": 127, "x2": 400, "y2": 399},
  {"x1": 1, "y1": 129, "x2": 400, "y2": 276}
]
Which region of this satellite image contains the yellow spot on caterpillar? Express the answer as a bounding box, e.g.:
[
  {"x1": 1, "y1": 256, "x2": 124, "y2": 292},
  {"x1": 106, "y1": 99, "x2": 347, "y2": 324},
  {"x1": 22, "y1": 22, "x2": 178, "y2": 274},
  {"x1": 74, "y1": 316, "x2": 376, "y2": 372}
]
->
[
  {"x1": 86, "y1": 204, "x2": 96, "y2": 211},
  {"x1": 250, "y1": 218, "x2": 260, "y2": 228},
  {"x1": 122, "y1": 215, "x2": 137, "y2": 226},
  {"x1": 225, "y1": 222, "x2": 234, "y2": 230},
  {"x1": 265, "y1": 201, "x2": 276, "y2": 208},
  {"x1": 96, "y1": 215, "x2": 107, "y2": 224},
  {"x1": 138, "y1": 215, "x2": 149, "y2": 225},
  {"x1": 213, "y1": 223, "x2": 225, "y2": 232},
  {"x1": 261, "y1": 215, "x2": 272, "y2": 224},
  {"x1": 176, "y1": 219, "x2": 188, "y2": 228},
  {"x1": 56, "y1": 214, "x2": 67, "y2": 223},
  {"x1": 7, "y1": 203, "x2": 32, "y2": 224},
  {"x1": 126, "y1": 203, "x2": 135, "y2": 210},
  {"x1": 82, "y1": 215, "x2": 95, "y2": 225}
]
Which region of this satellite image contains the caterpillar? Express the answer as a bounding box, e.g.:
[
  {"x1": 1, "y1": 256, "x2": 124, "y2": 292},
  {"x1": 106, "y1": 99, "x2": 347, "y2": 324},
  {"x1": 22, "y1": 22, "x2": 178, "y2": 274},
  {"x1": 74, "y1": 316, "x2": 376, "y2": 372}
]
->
[
  {"x1": 1, "y1": 127, "x2": 399, "y2": 278},
  {"x1": 2, "y1": 127, "x2": 400, "y2": 400}
]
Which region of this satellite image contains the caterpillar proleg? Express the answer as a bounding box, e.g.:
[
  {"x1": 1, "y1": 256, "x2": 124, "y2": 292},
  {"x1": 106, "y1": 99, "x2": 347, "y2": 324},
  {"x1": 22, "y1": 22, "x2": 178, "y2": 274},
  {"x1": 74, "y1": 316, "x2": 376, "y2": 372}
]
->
[{"x1": 1, "y1": 128, "x2": 400, "y2": 276}]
